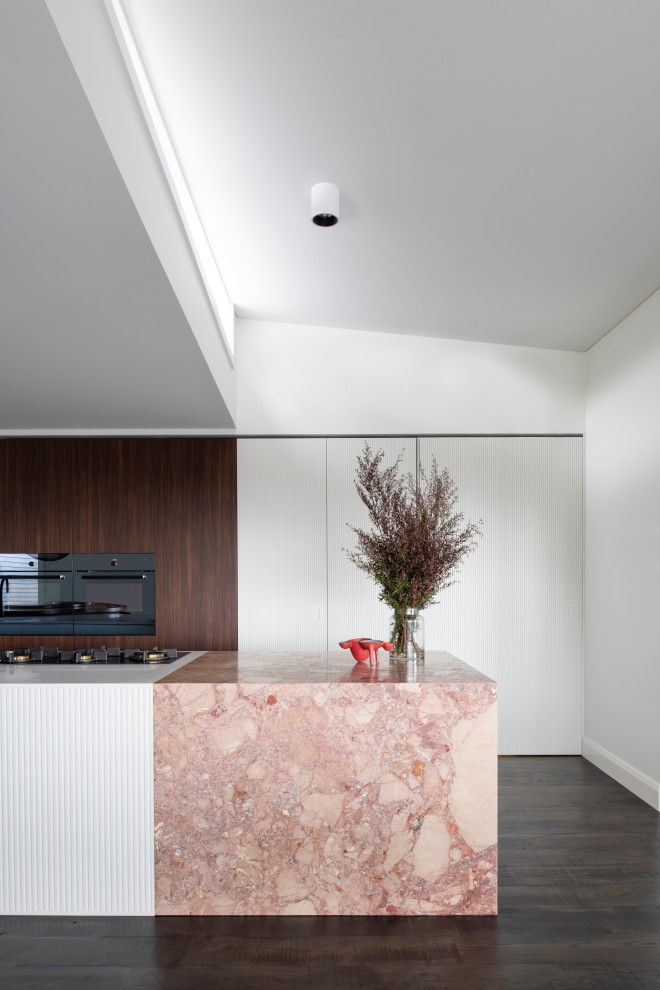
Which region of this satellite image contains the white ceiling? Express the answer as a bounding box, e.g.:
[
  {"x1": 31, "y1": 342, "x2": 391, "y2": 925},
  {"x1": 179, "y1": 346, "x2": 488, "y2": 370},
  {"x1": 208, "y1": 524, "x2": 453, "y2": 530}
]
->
[
  {"x1": 0, "y1": 0, "x2": 233, "y2": 430},
  {"x1": 120, "y1": 0, "x2": 660, "y2": 352},
  {"x1": 3, "y1": 0, "x2": 660, "y2": 435}
]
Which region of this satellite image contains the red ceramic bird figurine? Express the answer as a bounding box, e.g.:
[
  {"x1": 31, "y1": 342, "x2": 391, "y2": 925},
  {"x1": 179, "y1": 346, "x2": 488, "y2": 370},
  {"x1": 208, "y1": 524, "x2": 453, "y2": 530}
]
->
[{"x1": 339, "y1": 638, "x2": 393, "y2": 666}]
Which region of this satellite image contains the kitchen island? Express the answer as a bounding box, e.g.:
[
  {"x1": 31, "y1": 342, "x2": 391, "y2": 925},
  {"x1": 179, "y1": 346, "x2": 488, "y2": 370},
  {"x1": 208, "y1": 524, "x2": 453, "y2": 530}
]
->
[{"x1": 154, "y1": 651, "x2": 497, "y2": 916}]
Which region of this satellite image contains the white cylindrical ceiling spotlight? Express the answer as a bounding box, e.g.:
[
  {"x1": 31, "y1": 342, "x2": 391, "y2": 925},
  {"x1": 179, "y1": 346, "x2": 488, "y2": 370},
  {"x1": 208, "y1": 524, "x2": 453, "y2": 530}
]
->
[{"x1": 311, "y1": 182, "x2": 339, "y2": 226}]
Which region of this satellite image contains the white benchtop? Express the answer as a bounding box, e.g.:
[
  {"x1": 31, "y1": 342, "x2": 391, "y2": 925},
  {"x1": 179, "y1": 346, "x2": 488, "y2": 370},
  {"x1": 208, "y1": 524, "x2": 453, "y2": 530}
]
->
[{"x1": 0, "y1": 651, "x2": 205, "y2": 684}]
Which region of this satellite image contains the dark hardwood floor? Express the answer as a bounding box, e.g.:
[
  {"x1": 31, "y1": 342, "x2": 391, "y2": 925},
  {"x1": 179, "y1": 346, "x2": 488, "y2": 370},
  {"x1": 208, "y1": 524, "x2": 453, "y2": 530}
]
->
[{"x1": 1, "y1": 757, "x2": 659, "y2": 989}]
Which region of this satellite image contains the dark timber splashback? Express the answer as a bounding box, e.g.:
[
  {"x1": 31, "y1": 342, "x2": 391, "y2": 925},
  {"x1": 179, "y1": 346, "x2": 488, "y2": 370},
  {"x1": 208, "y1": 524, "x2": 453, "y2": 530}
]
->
[{"x1": 0, "y1": 438, "x2": 237, "y2": 651}]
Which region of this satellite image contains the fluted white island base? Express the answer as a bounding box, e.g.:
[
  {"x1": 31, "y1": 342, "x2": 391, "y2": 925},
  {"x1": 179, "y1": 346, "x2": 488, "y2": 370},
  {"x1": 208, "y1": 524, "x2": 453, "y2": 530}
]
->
[{"x1": 0, "y1": 684, "x2": 154, "y2": 915}]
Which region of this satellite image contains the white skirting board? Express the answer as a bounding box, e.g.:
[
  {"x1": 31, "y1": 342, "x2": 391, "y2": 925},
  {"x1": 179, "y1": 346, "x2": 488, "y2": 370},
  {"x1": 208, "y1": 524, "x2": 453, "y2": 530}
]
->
[
  {"x1": 582, "y1": 736, "x2": 660, "y2": 811},
  {"x1": 0, "y1": 684, "x2": 155, "y2": 914}
]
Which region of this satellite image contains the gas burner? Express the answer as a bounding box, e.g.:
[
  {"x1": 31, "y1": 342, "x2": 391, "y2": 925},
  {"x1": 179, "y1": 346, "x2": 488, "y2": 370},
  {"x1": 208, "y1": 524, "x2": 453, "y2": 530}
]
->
[
  {"x1": 0, "y1": 647, "x2": 43, "y2": 664},
  {"x1": 126, "y1": 648, "x2": 178, "y2": 664},
  {"x1": 73, "y1": 648, "x2": 108, "y2": 664}
]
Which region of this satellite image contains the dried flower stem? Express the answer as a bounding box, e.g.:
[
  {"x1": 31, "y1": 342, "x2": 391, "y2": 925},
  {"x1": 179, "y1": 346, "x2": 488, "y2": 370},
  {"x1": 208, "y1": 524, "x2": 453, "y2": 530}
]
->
[{"x1": 345, "y1": 444, "x2": 482, "y2": 612}]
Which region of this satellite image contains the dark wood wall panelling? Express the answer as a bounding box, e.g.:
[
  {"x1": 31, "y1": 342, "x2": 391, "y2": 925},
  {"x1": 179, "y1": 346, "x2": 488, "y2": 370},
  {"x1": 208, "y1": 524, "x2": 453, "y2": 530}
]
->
[
  {"x1": 72, "y1": 439, "x2": 155, "y2": 552},
  {"x1": 0, "y1": 440, "x2": 73, "y2": 550},
  {"x1": 154, "y1": 440, "x2": 238, "y2": 652},
  {"x1": 0, "y1": 438, "x2": 237, "y2": 652}
]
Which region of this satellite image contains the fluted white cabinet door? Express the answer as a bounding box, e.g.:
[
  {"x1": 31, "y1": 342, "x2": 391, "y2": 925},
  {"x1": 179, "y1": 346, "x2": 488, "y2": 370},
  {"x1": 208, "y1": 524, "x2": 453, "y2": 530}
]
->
[
  {"x1": 419, "y1": 437, "x2": 583, "y2": 754},
  {"x1": 0, "y1": 684, "x2": 154, "y2": 914},
  {"x1": 327, "y1": 438, "x2": 416, "y2": 649},
  {"x1": 238, "y1": 438, "x2": 327, "y2": 650}
]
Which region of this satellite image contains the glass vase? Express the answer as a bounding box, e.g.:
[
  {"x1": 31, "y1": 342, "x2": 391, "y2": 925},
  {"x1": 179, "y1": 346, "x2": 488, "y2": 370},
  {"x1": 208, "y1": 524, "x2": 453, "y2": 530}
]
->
[{"x1": 389, "y1": 608, "x2": 424, "y2": 661}]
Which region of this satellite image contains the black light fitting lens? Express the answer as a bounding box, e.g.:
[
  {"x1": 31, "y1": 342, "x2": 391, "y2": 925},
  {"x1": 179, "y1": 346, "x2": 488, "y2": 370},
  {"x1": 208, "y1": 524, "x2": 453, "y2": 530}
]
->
[{"x1": 312, "y1": 213, "x2": 338, "y2": 227}]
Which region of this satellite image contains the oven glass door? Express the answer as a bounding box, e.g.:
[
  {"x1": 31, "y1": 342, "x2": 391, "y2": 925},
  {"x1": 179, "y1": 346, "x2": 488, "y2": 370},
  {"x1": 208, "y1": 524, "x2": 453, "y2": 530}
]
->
[
  {"x1": 72, "y1": 571, "x2": 156, "y2": 636},
  {"x1": 0, "y1": 554, "x2": 75, "y2": 635}
]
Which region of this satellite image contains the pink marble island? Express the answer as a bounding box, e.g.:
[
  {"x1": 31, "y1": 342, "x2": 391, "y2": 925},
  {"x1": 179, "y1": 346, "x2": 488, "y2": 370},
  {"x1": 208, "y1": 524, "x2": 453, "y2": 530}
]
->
[{"x1": 153, "y1": 651, "x2": 497, "y2": 916}]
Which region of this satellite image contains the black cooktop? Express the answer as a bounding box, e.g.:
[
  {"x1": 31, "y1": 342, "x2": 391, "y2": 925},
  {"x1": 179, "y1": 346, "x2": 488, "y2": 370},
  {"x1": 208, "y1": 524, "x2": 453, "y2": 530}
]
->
[{"x1": 0, "y1": 646, "x2": 179, "y2": 665}]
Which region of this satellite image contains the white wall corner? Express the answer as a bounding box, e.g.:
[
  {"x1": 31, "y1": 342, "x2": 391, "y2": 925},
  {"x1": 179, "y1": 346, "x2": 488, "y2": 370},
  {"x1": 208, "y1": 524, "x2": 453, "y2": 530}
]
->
[{"x1": 582, "y1": 737, "x2": 660, "y2": 812}]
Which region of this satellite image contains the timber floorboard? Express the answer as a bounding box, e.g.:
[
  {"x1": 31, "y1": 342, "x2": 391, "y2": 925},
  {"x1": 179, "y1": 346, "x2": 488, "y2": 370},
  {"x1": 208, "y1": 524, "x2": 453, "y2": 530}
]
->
[{"x1": 1, "y1": 757, "x2": 659, "y2": 989}]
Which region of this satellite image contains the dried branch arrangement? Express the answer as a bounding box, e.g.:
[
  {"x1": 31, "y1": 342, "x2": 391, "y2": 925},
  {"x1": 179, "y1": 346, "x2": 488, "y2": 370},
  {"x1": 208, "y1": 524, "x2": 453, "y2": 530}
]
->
[{"x1": 345, "y1": 444, "x2": 482, "y2": 612}]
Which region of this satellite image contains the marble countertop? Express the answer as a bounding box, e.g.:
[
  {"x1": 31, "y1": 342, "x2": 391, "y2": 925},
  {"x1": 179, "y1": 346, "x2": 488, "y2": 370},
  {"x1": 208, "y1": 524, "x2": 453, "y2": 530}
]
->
[
  {"x1": 157, "y1": 650, "x2": 494, "y2": 685},
  {"x1": 0, "y1": 651, "x2": 205, "y2": 684}
]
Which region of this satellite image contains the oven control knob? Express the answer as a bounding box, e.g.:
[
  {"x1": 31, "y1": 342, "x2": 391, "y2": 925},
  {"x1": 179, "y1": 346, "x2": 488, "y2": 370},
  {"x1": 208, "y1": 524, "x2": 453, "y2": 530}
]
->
[{"x1": 110, "y1": 558, "x2": 118, "y2": 566}]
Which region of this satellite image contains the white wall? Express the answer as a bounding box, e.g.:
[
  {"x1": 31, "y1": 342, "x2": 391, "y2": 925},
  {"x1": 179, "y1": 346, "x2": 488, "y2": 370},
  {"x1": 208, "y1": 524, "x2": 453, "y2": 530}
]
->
[
  {"x1": 584, "y1": 290, "x2": 660, "y2": 810},
  {"x1": 237, "y1": 319, "x2": 586, "y2": 435}
]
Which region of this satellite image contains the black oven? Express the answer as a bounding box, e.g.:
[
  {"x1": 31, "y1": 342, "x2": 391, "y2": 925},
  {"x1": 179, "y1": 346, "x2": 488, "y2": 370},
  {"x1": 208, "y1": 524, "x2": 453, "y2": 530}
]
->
[
  {"x1": 0, "y1": 553, "x2": 156, "y2": 637},
  {"x1": 72, "y1": 554, "x2": 155, "y2": 636},
  {"x1": 0, "y1": 553, "x2": 75, "y2": 636}
]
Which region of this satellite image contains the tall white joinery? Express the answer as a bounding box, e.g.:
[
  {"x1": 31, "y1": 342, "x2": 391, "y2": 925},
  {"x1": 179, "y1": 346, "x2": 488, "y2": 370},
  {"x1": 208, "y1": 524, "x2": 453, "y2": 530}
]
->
[
  {"x1": 237, "y1": 436, "x2": 583, "y2": 754},
  {"x1": 419, "y1": 437, "x2": 583, "y2": 754},
  {"x1": 237, "y1": 438, "x2": 327, "y2": 651}
]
